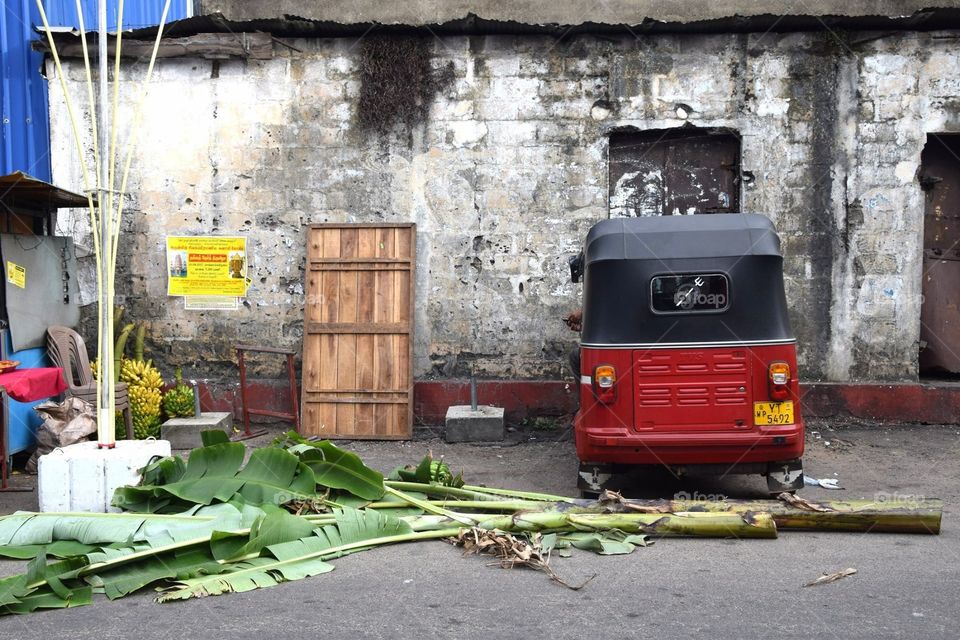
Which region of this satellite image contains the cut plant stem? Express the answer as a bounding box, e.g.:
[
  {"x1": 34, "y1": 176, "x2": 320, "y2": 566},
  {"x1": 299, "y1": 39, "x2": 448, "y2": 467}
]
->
[
  {"x1": 476, "y1": 511, "x2": 778, "y2": 538},
  {"x1": 461, "y1": 484, "x2": 577, "y2": 503},
  {"x1": 383, "y1": 486, "x2": 476, "y2": 526},
  {"x1": 579, "y1": 497, "x2": 944, "y2": 534},
  {"x1": 366, "y1": 499, "x2": 546, "y2": 512},
  {"x1": 383, "y1": 481, "x2": 525, "y2": 502}
]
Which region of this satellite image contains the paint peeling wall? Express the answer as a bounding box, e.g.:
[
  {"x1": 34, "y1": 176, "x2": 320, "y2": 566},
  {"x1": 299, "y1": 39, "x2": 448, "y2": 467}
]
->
[{"x1": 47, "y1": 30, "x2": 960, "y2": 383}]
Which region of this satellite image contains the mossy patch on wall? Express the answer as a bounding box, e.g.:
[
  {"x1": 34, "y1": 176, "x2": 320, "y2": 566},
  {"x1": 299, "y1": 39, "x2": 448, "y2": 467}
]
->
[{"x1": 355, "y1": 35, "x2": 454, "y2": 135}]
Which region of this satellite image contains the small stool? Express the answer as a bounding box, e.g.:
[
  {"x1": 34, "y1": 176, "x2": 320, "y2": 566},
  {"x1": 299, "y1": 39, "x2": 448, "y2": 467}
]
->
[{"x1": 235, "y1": 344, "x2": 301, "y2": 439}]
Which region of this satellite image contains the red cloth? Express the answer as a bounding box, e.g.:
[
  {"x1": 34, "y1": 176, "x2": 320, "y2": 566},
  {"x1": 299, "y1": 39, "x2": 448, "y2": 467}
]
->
[{"x1": 0, "y1": 367, "x2": 68, "y2": 403}]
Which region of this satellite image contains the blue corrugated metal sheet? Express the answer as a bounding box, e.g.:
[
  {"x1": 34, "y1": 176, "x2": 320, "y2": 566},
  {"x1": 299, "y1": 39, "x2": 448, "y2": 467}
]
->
[
  {"x1": 2, "y1": 1, "x2": 192, "y2": 176},
  {"x1": 1, "y1": 0, "x2": 51, "y2": 180},
  {"x1": 44, "y1": 0, "x2": 193, "y2": 31}
]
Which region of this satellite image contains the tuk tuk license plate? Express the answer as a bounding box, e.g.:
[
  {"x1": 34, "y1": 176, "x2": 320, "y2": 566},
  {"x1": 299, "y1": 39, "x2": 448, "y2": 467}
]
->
[{"x1": 753, "y1": 401, "x2": 794, "y2": 426}]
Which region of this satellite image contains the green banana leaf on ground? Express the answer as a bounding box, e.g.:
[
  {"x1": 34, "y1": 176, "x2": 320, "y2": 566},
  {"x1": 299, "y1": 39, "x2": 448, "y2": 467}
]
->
[{"x1": 0, "y1": 430, "x2": 943, "y2": 616}]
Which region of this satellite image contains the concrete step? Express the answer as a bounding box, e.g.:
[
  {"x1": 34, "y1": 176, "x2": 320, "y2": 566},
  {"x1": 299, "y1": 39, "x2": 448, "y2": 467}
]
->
[
  {"x1": 444, "y1": 405, "x2": 505, "y2": 442},
  {"x1": 160, "y1": 412, "x2": 232, "y2": 450}
]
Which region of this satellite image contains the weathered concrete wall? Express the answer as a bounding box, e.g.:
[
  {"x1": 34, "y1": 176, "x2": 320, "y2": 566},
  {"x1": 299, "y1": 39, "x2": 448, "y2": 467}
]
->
[{"x1": 48, "y1": 30, "x2": 960, "y2": 383}]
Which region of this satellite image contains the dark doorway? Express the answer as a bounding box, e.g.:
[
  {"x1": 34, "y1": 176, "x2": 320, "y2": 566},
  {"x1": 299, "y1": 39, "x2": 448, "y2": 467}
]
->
[
  {"x1": 920, "y1": 134, "x2": 960, "y2": 376},
  {"x1": 609, "y1": 128, "x2": 741, "y2": 217}
]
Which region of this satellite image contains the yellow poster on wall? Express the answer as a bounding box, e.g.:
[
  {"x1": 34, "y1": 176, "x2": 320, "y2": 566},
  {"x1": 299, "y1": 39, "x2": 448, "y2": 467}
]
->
[
  {"x1": 166, "y1": 236, "x2": 248, "y2": 297},
  {"x1": 6, "y1": 261, "x2": 26, "y2": 289}
]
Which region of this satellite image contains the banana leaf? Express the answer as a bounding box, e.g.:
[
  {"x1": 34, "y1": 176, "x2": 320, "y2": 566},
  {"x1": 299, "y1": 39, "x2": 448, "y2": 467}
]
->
[
  {"x1": 156, "y1": 508, "x2": 436, "y2": 602},
  {"x1": 0, "y1": 504, "x2": 258, "y2": 548},
  {"x1": 0, "y1": 507, "x2": 320, "y2": 609},
  {"x1": 157, "y1": 555, "x2": 334, "y2": 601},
  {"x1": 0, "y1": 541, "x2": 99, "y2": 560},
  {"x1": 287, "y1": 442, "x2": 384, "y2": 500},
  {"x1": 91, "y1": 547, "x2": 230, "y2": 600},
  {"x1": 200, "y1": 429, "x2": 230, "y2": 446},
  {"x1": 0, "y1": 584, "x2": 92, "y2": 615},
  {"x1": 272, "y1": 431, "x2": 385, "y2": 500},
  {"x1": 113, "y1": 444, "x2": 319, "y2": 512},
  {"x1": 208, "y1": 506, "x2": 316, "y2": 562},
  {"x1": 119, "y1": 436, "x2": 385, "y2": 511},
  {"x1": 0, "y1": 555, "x2": 88, "y2": 614},
  {"x1": 560, "y1": 532, "x2": 651, "y2": 555}
]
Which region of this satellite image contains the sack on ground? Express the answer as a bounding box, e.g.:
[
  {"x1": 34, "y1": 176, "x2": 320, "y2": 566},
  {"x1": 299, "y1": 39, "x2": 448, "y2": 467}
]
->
[{"x1": 26, "y1": 397, "x2": 96, "y2": 473}]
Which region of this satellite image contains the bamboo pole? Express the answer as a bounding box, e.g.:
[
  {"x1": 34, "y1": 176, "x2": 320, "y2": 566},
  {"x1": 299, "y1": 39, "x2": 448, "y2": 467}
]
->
[
  {"x1": 35, "y1": 1, "x2": 103, "y2": 442},
  {"x1": 96, "y1": 0, "x2": 115, "y2": 447}
]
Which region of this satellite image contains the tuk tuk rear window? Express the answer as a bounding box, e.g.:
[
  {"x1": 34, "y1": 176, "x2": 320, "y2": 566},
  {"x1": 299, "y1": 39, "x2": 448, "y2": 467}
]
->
[{"x1": 650, "y1": 273, "x2": 730, "y2": 314}]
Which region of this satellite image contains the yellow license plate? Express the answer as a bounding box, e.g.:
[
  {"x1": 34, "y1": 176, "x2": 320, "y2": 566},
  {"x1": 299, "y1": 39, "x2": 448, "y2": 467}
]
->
[{"x1": 753, "y1": 401, "x2": 794, "y2": 426}]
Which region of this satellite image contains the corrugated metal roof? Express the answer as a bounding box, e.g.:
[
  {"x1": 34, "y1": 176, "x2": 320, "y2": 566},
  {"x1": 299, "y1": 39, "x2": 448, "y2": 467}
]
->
[
  {"x1": 43, "y1": 0, "x2": 193, "y2": 31},
  {"x1": 1, "y1": 0, "x2": 51, "y2": 180}
]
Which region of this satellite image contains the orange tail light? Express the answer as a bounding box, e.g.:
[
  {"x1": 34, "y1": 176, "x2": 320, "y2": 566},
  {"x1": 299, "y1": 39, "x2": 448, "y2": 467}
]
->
[
  {"x1": 593, "y1": 365, "x2": 617, "y2": 404},
  {"x1": 768, "y1": 361, "x2": 790, "y2": 400}
]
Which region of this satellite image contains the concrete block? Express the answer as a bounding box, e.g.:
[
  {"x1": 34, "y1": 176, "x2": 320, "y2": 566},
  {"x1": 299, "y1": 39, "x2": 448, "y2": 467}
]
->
[
  {"x1": 38, "y1": 440, "x2": 172, "y2": 513},
  {"x1": 444, "y1": 405, "x2": 505, "y2": 443},
  {"x1": 160, "y1": 412, "x2": 232, "y2": 450}
]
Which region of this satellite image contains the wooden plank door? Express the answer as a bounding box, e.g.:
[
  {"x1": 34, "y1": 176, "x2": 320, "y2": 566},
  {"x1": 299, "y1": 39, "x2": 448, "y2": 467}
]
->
[{"x1": 301, "y1": 223, "x2": 415, "y2": 439}]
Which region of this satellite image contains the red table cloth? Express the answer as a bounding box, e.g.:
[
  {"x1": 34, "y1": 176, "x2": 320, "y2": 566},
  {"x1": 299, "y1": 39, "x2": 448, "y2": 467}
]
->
[{"x1": 0, "y1": 367, "x2": 67, "y2": 403}]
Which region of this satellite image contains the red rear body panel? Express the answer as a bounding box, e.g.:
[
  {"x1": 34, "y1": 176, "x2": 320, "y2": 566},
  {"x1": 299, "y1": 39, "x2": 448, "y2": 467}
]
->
[{"x1": 575, "y1": 344, "x2": 804, "y2": 465}]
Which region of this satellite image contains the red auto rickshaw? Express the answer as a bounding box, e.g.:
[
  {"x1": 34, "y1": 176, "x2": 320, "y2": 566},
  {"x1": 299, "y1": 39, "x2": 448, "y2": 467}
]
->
[{"x1": 569, "y1": 213, "x2": 804, "y2": 496}]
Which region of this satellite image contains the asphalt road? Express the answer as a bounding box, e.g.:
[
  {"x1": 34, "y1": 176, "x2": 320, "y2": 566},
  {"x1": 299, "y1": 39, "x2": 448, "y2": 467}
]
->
[{"x1": 1, "y1": 420, "x2": 957, "y2": 640}]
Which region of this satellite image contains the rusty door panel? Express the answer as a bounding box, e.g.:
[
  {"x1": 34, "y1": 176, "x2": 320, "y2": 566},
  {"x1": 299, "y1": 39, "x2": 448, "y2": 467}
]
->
[
  {"x1": 920, "y1": 134, "x2": 960, "y2": 374},
  {"x1": 609, "y1": 129, "x2": 740, "y2": 217}
]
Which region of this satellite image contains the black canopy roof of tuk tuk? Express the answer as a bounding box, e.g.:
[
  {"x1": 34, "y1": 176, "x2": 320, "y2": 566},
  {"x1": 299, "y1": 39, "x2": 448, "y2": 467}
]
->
[
  {"x1": 578, "y1": 213, "x2": 795, "y2": 347},
  {"x1": 583, "y1": 213, "x2": 782, "y2": 263}
]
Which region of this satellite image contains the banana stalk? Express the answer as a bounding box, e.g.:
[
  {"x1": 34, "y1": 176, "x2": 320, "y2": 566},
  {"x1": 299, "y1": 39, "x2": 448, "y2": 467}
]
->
[
  {"x1": 112, "y1": 322, "x2": 135, "y2": 382},
  {"x1": 474, "y1": 510, "x2": 778, "y2": 539},
  {"x1": 133, "y1": 324, "x2": 146, "y2": 362},
  {"x1": 562, "y1": 496, "x2": 944, "y2": 534},
  {"x1": 383, "y1": 481, "x2": 541, "y2": 502},
  {"x1": 374, "y1": 494, "x2": 942, "y2": 534}
]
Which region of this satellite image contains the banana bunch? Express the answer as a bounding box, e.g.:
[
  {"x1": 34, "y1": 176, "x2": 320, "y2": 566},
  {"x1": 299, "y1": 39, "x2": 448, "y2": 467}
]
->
[
  {"x1": 393, "y1": 452, "x2": 465, "y2": 488},
  {"x1": 162, "y1": 368, "x2": 195, "y2": 419},
  {"x1": 428, "y1": 458, "x2": 464, "y2": 487},
  {"x1": 129, "y1": 384, "x2": 163, "y2": 439},
  {"x1": 120, "y1": 358, "x2": 164, "y2": 390},
  {"x1": 120, "y1": 358, "x2": 164, "y2": 439}
]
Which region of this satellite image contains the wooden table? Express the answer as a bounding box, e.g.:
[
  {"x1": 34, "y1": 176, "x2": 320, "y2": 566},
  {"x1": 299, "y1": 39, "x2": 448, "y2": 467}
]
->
[{"x1": 0, "y1": 367, "x2": 67, "y2": 489}]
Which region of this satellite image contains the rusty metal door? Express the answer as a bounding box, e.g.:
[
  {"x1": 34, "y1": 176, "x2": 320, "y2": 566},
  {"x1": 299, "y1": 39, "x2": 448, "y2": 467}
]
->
[
  {"x1": 920, "y1": 134, "x2": 960, "y2": 374},
  {"x1": 609, "y1": 129, "x2": 740, "y2": 217}
]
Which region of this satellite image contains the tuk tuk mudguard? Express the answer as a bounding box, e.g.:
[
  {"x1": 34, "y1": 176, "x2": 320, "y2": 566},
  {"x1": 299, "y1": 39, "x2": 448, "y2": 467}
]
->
[{"x1": 573, "y1": 214, "x2": 805, "y2": 484}]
